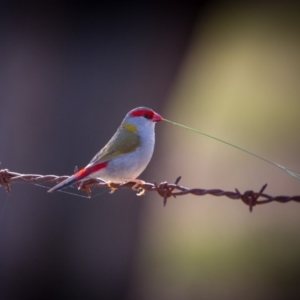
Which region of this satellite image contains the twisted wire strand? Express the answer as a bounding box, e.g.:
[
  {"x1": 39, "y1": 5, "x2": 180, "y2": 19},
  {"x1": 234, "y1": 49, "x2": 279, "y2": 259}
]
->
[{"x1": 1, "y1": 168, "x2": 300, "y2": 212}]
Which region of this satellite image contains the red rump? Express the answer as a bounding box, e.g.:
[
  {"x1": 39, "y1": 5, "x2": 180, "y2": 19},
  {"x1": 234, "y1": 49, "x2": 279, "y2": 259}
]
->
[{"x1": 75, "y1": 162, "x2": 108, "y2": 180}]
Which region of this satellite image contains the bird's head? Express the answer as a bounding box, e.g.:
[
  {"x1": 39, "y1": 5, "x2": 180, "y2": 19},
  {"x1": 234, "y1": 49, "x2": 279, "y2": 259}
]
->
[
  {"x1": 128, "y1": 107, "x2": 163, "y2": 123},
  {"x1": 121, "y1": 107, "x2": 162, "y2": 132}
]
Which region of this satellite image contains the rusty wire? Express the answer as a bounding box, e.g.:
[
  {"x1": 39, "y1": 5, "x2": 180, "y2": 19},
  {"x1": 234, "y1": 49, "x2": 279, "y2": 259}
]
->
[{"x1": 1, "y1": 168, "x2": 300, "y2": 212}]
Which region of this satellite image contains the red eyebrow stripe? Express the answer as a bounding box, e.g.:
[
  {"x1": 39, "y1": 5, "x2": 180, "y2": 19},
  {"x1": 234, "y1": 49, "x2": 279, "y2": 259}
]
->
[{"x1": 130, "y1": 109, "x2": 154, "y2": 118}]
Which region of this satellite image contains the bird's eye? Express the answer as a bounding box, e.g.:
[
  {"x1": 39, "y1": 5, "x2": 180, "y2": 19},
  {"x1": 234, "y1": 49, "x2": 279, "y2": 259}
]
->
[{"x1": 143, "y1": 113, "x2": 151, "y2": 119}]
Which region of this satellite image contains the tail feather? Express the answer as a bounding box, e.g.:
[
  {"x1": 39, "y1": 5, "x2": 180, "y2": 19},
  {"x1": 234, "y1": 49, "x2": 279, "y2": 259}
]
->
[
  {"x1": 48, "y1": 175, "x2": 77, "y2": 193},
  {"x1": 48, "y1": 162, "x2": 108, "y2": 193}
]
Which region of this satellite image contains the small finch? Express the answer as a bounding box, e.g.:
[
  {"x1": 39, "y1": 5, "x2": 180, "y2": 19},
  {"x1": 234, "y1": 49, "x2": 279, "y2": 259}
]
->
[{"x1": 48, "y1": 107, "x2": 162, "y2": 193}]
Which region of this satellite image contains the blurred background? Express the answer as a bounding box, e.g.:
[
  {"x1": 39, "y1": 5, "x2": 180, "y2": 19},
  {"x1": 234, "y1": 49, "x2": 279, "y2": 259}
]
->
[{"x1": 0, "y1": 1, "x2": 300, "y2": 299}]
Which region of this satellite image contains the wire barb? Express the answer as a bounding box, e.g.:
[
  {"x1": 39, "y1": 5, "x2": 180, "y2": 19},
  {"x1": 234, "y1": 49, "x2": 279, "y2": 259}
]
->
[{"x1": 1, "y1": 168, "x2": 300, "y2": 212}]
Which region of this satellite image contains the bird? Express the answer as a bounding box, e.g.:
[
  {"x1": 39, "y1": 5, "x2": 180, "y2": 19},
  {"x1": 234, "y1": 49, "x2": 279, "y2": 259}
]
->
[{"x1": 48, "y1": 107, "x2": 163, "y2": 194}]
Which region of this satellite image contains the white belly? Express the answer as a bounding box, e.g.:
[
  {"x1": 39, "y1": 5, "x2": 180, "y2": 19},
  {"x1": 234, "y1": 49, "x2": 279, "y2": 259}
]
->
[{"x1": 90, "y1": 137, "x2": 155, "y2": 182}]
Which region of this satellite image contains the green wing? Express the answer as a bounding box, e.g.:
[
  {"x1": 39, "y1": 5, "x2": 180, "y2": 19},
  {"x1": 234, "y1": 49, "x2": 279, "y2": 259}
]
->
[{"x1": 88, "y1": 125, "x2": 140, "y2": 165}]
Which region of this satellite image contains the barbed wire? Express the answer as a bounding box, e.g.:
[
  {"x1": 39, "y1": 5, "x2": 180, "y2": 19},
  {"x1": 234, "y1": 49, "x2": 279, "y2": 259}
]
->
[{"x1": 1, "y1": 168, "x2": 300, "y2": 212}]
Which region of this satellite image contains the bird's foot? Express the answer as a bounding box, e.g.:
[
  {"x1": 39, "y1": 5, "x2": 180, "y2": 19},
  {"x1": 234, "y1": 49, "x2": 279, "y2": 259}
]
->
[
  {"x1": 77, "y1": 181, "x2": 92, "y2": 198},
  {"x1": 131, "y1": 179, "x2": 146, "y2": 196},
  {"x1": 106, "y1": 181, "x2": 118, "y2": 194},
  {"x1": 106, "y1": 179, "x2": 146, "y2": 196}
]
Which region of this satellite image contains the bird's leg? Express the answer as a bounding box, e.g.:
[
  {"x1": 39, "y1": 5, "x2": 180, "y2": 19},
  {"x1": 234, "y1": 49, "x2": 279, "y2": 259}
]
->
[
  {"x1": 106, "y1": 181, "x2": 118, "y2": 194},
  {"x1": 131, "y1": 179, "x2": 146, "y2": 196},
  {"x1": 107, "y1": 179, "x2": 146, "y2": 196},
  {"x1": 77, "y1": 181, "x2": 92, "y2": 198}
]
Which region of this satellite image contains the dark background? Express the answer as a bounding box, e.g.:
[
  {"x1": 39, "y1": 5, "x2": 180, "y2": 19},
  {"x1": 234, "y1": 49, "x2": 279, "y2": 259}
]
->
[
  {"x1": 0, "y1": 1, "x2": 204, "y2": 299},
  {"x1": 1, "y1": 2, "x2": 300, "y2": 300}
]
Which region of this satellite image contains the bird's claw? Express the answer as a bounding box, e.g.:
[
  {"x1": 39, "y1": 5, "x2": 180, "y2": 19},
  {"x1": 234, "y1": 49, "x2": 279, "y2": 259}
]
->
[
  {"x1": 106, "y1": 179, "x2": 146, "y2": 196},
  {"x1": 136, "y1": 188, "x2": 146, "y2": 196},
  {"x1": 131, "y1": 180, "x2": 146, "y2": 196},
  {"x1": 77, "y1": 181, "x2": 92, "y2": 198},
  {"x1": 106, "y1": 181, "x2": 117, "y2": 194}
]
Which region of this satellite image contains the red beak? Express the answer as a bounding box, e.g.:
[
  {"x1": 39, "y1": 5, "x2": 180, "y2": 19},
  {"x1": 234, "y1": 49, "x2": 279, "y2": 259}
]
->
[{"x1": 152, "y1": 112, "x2": 163, "y2": 122}]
